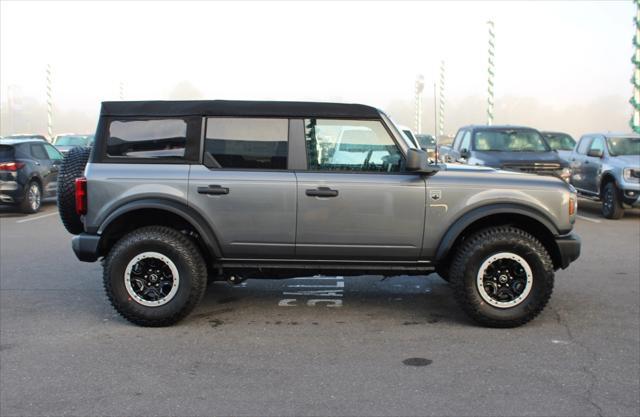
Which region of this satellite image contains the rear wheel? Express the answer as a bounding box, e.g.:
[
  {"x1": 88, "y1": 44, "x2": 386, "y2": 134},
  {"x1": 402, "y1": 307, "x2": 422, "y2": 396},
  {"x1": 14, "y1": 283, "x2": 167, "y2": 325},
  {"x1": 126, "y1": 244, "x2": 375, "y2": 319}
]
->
[
  {"x1": 20, "y1": 180, "x2": 41, "y2": 213},
  {"x1": 449, "y1": 226, "x2": 554, "y2": 328},
  {"x1": 601, "y1": 182, "x2": 624, "y2": 219},
  {"x1": 103, "y1": 226, "x2": 207, "y2": 326}
]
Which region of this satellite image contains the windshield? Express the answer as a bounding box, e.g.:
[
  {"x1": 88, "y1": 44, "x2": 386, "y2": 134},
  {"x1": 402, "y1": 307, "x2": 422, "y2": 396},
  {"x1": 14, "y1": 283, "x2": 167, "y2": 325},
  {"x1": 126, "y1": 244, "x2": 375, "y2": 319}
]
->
[
  {"x1": 544, "y1": 133, "x2": 575, "y2": 151},
  {"x1": 54, "y1": 135, "x2": 92, "y2": 146},
  {"x1": 473, "y1": 129, "x2": 550, "y2": 152},
  {"x1": 416, "y1": 134, "x2": 435, "y2": 148},
  {"x1": 607, "y1": 137, "x2": 640, "y2": 156}
]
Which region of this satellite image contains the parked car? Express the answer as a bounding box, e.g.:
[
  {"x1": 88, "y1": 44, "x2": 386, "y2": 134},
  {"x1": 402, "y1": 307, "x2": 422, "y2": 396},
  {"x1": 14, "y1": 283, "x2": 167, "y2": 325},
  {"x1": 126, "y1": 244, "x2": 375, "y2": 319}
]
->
[
  {"x1": 52, "y1": 133, "x2": 94, "y2": 154},
  {"x1": 2, "y1": 134, "x2": 48, "y2": 142},
  {"x1": 57, "y1": 100, "x2": 580, "y2": 328},
  {"x1": 397, "y1": 124, "x2": 421, "y2": 148},
  {"x1": 440, "y1": 125, "x2": 571, "y2": 182},
  {"x1": 415, "y1": 133, "x2": 437, "y2": 161},
  {"x1": 0, "y1": 139, "x2": 64, "y2": 212},
  {"x1": 542, "y1": 131, "x2": 576, "y2": 162},
  {"x1": 569, "y1": 133, "x2": 640, "y2": 219}
]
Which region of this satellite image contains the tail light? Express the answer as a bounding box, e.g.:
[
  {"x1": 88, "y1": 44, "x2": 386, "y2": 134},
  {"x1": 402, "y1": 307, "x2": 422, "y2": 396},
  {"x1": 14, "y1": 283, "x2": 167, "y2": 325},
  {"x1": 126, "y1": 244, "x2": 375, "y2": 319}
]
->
[
  {"x1": 75, "y1": 177, "x2": 87, "y2": 215},
  {"x1": 0, "y1": 162, "x2": 25, "y2": 171}
]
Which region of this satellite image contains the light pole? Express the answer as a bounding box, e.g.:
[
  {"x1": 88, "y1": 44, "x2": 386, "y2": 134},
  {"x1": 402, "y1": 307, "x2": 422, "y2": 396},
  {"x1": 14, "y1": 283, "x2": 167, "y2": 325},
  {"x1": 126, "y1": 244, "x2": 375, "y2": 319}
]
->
[
  {"x1": 119, "y1": 81, "x2": 125, "y2": 100},
  {"x1": 438, "y1": 60, "x2": 445, "y2": 137},
  {"x1": 487, "y1": 20, "x2": 495, "y2": 126},
  {"x1": 46, "y1": 64, "x2": 53, "y2": 139},
  {"x1": 415, "y1": 74, "x2": 424, "y2": 134},
  {"x1": 631, "y1": 1, "x2": 640, "y2": 133}
]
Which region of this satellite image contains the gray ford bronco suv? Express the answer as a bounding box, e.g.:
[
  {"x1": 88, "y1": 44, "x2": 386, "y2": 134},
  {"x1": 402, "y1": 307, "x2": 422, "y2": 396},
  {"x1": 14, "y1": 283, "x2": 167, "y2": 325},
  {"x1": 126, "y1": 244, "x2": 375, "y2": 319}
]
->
[{"x1": 57, "y1": 100, "x2": 581, "y2": 328}]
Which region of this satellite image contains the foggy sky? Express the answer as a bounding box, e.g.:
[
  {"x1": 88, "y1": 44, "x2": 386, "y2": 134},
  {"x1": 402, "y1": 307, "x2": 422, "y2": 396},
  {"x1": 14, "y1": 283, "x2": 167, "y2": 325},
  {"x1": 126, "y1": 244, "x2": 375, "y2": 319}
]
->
[{"x1": 0, "y1": 1, "x2": 635, "y2": 139}]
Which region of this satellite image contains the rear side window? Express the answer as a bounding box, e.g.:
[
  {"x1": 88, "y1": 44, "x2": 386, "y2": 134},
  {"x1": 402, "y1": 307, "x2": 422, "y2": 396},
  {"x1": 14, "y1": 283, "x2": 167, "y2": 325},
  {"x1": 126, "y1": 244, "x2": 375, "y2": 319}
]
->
[
  {"x1": 0, "y1": 145, "x2": 14, "y2": 161},
  {"x1": 105, "y1": 118, "x2": 199, "y2": 160},
  {"x1": 204, "y1": 118, "x2": 288, "y2": 169},
  {"x1": 30, "y1": 144, "x2": 49, "y2": 160}
]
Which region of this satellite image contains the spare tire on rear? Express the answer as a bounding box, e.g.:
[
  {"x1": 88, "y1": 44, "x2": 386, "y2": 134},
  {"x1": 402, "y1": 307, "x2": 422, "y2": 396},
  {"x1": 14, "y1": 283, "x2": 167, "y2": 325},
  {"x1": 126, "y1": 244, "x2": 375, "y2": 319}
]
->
[{"x1": 57, "y1": 147, "x2": 91, "y2": 235}]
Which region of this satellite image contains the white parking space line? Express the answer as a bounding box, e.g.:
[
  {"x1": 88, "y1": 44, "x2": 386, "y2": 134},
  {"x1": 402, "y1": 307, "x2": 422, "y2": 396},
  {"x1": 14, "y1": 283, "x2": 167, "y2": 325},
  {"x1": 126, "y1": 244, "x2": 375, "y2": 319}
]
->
[
  {"x1": 576, "y1": 215, "x2": 602, "y2": 224},
  {"x1": 16, "y1": 211, "x2": 58, "y2": 224}
]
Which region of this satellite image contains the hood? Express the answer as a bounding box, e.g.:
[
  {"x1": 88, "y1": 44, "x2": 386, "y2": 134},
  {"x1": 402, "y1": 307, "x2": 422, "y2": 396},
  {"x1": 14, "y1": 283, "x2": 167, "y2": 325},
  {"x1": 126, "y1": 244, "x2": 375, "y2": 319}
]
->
[
  {"x1": 55, "y1": 145, "x2": 75, "y2": 153},
  {"x1": 610, "y1": 154, "x2": 640, "y2": 167},
  {"x1": 472, "y1": 150, "x2": 566, "y2": 167}
]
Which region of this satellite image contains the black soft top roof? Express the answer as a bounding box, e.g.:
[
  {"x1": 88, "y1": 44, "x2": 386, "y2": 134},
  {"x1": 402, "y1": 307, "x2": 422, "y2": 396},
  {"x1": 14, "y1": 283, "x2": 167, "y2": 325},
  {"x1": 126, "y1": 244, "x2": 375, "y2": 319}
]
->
[{"x1": 100, "y1": 100, "x2": 381, "y2": 119}]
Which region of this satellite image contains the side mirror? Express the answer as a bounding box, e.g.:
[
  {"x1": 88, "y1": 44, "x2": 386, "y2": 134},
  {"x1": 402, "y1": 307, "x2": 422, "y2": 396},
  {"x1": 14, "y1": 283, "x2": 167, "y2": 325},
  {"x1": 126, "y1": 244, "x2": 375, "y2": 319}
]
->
[
  {"x1": 406, "y1": 148, "x2": 438, "y2": 173},
  {"x1": 460, "y1": 148, "x2": 471, "y2": 159},
  {"x1": 587, "y1": 148, "x2": 603, "y2": 158}
]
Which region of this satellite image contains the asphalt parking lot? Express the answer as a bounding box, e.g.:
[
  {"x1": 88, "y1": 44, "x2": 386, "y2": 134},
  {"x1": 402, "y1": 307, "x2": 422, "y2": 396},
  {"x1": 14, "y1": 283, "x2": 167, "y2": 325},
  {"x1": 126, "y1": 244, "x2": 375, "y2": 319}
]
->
[{"x1": 0, "y1": 200, "x2": 638, "y2": 417}]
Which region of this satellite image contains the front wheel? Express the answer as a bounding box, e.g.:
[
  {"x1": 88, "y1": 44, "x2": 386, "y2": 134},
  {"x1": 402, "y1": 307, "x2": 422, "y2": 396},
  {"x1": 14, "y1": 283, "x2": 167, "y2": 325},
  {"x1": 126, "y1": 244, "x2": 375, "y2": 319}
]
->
[
  {"x1": 449, "y1": 226, "x2": 554, "y2": 328},
  {"x1": 601, "y1": 182, "x2": 624, "y2": 219},
  {"x1": 103, "y1": 226, "x2": 207, "y2": 326}
]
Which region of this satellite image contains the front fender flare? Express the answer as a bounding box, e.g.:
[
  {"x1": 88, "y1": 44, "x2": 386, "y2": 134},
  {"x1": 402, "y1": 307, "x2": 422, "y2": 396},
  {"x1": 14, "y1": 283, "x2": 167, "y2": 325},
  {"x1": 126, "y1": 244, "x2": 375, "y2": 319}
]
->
[{"x1": 434, "y1": 203, "x2": 561, "y2": 261}]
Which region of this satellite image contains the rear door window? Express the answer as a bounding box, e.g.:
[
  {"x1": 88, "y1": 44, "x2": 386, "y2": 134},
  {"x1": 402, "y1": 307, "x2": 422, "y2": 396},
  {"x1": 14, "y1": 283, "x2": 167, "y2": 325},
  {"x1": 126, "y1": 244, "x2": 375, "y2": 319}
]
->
[
  {"x1": 204, "y1": 118, "x2": 288, "y2": 169},
  {"x1": 105, "y1": 117, "x2": 200, "y2": 161},
  {"x1": 30, "y1": 144, "x2": 49, "y2": 160}
]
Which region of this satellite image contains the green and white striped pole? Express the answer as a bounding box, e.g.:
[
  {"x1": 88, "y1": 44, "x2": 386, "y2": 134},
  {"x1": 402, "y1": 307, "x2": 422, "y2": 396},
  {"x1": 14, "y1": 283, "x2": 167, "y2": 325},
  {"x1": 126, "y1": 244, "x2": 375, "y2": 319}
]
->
[
  {"x1": 631, "y1": 1, "x2": 640, "y2": 133},
  {"x1": 487, "y1": 20, "x2": 495, "y2": 126},
  {"x1": 438, "y1": 60, "x2": 445, "y2": 137},
  {"x1": 46, "y1": 64, "x2": 53, "y2": 139},
  {"x1": 415, "y1": 74, "x2": 424, "y2": 134}
]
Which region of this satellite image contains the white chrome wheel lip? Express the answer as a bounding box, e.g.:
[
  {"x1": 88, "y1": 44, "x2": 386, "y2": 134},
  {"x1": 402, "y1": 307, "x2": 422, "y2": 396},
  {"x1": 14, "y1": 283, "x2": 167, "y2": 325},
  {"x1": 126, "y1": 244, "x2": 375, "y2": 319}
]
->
[
  {"x1": 476, "y1": 252, "x2": 533, "y2": 309},
  {"x1": 124, "y1": 251, "x2": 179, "y2": 307}
]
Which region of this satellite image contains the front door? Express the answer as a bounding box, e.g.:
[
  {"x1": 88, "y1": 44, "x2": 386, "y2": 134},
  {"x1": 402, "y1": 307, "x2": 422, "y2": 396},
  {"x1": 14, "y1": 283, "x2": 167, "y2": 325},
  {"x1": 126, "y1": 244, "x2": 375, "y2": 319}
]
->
[
  {"x1": 295, "y1": 118, "x2": 426, "y2": 260},
  {"x1": 584, "y1": 136, "x2": 605, "y2": 193},
  {"x1": 188, "y1": 117, "x2": 297, "y2": 258}
]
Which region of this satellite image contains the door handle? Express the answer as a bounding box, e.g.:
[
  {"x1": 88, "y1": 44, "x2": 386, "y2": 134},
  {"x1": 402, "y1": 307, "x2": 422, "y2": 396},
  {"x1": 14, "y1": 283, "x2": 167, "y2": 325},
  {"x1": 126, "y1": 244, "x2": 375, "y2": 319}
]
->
[
  {"x1": 306, "y1": 187, "x2": 339, "y2": 197},
  {"x1": 197, "y1": 185, "x2": 229, "y2": 195}
]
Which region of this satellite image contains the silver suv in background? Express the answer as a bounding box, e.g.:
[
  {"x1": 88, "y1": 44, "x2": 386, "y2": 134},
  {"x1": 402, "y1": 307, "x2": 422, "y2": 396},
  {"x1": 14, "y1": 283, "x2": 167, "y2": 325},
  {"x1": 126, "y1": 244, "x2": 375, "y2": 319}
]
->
[
  {"x1": 569, "y1": 133, "x2": 640, "y2": 219},
  {"x1": 57, "y1": 100, "x2": 580, "y2": 328}
]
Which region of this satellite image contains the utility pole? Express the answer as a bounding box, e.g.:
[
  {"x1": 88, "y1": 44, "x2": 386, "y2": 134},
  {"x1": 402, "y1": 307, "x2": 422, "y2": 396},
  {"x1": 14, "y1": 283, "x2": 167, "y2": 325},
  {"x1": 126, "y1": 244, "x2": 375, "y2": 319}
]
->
[
  {"x1": 415, "y1": 74, "x2": 424, "y2": 134},
  {"x1": 438, "y1": 60, "x2": 445, "y2": 137},
  {"x1": 487, "y1": 20, "x2": 496, "y2": 126},
  {"x1": 46, "y1": 64, "x2": 53, "y2": 139},
  {"x1": 433, "y1": 82, "x2": 437, "y2": 138},
  {"x1": 631, "y1": 1, "x2": 640, "y2": 133}
]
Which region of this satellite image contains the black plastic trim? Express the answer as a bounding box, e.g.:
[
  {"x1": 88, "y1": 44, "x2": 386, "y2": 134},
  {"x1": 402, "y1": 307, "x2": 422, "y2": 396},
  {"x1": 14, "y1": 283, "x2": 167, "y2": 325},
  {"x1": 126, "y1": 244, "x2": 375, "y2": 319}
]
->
[
  {"x1": 555, "y1": 233, "x2": 581, "y2": 269},
  {"x1": 435, "y1": 203, "x2": 562, "y2": 261},
  {"x1": 95, "y1": 198, "x2": 223, "y2": 258},
  {"x1": 71, "y1": 233, "x2": 101, "y2": 262}
]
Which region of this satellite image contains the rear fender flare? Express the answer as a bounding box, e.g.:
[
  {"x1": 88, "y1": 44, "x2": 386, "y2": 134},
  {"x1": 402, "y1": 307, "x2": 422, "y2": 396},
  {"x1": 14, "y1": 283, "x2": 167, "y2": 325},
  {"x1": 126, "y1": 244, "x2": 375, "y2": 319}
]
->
[{"x1": 96, "y1": 198, "x2": 222, "y2": 258}]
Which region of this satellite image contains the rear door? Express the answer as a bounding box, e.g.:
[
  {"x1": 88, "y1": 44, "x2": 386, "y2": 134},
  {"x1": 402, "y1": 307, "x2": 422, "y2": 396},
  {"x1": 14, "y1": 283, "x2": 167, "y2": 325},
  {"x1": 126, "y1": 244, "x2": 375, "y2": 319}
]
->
[
  {"x1": 43, "y1": 143, "x2": 64, "y2": 197},
  {"x1": 188, "y1": 117, "x2": 297, "y2": 258},
  {"x1": 295, "y1": 118, "x2": 426, "y2": 260}
]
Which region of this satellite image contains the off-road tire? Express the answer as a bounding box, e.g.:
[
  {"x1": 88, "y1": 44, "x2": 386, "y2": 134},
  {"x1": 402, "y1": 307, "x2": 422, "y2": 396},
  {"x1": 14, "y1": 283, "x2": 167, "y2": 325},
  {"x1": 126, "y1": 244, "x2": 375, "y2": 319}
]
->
[
  {"x1": 601, "y1": 182, "x2": 624, "y2": 220},
  {"x1": 103, "y1": 226, "x2": 207, "y2": 327},
  {"x1": 449, "y1": 226, "x2": 554, "y2": 328},
  {"x1": 20, "y1": 180, "x2": 42, "y2": 213},
  {"x1": 57, "y1": 147, "x2": 91, "y2": 234}
]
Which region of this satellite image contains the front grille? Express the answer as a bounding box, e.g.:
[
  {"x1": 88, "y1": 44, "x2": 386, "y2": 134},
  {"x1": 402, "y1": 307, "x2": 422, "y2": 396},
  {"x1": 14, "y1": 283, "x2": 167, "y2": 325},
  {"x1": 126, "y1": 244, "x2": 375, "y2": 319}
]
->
[{"x1": 501, "y1": 162, "x2": 561, "y2": 175}]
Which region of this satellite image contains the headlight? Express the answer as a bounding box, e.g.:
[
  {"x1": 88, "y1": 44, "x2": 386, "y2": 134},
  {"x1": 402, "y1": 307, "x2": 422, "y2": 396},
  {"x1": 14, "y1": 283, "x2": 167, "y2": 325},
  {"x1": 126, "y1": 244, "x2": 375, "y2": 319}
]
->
[
  {"x1": 623, "y1": 168, "x2": 640, "y2": 182},
  {"x1": 559, "y1": 167, "x2": 572, "y2": 182}
]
